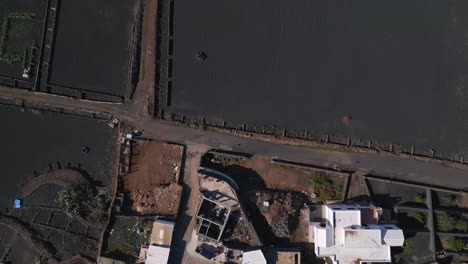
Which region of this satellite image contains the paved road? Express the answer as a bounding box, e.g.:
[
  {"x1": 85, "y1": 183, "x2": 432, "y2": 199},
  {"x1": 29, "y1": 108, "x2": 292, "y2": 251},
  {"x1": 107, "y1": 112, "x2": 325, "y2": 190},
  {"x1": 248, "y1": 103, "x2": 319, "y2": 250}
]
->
[{"x1": 0, "y1": 86, "x2": 467, "y2": 190}]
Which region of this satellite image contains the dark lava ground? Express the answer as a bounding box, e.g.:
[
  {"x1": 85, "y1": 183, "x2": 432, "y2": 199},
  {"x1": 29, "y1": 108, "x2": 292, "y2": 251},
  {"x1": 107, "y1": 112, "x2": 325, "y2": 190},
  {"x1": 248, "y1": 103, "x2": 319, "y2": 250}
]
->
[
  {"x1": 0, "y1": 105, "x2": 116, "y2": 209},
  {"x1": 49, "y1": 0, "x2": 137, "y2": 96},
  {"x1": 159, "y1": 0, "x2": 468, "y2": 158}
]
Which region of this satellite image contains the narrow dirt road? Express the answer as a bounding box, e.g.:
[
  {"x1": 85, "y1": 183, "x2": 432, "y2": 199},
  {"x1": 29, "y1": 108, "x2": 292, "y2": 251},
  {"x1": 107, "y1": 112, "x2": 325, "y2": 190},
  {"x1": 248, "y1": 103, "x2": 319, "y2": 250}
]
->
[
  {"x1": 169, "y1": 144, "x2": 209, "y2": 263},
  {"x1": 129, "y1": 0, "x2": 157, "y2": 119},
  {"x1": 1, "y1": 84, "x2": 468, "y2": 191}
]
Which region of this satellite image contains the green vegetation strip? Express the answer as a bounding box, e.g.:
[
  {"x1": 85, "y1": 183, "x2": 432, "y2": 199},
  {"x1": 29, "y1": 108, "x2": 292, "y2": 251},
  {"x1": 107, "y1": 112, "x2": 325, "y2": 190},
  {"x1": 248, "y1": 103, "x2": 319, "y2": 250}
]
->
[
  {"x1": 0, "y1": 12, "x2": 36, "y2": 64},
  {"x1": 394, "y1": 240, "x2": 414, "y2": 263},
  {"x1": 0, "y1": 17, "x2": 10, "y2": 54},
  {"x1": 447, "y1": 237, "x2": 466, "y2": 252},
  {"x1": 309, "y1": 171, "x2": 344, "y2": 203},
  {"x1": 298, "y1": 144, "x2": 352, "y2": 153},
  {"x1": 437, "y1": 212, "x2": 468, "y2": 232},
  {"x1": 7, "y1": 12, "x2": 35, "y2": 19}
]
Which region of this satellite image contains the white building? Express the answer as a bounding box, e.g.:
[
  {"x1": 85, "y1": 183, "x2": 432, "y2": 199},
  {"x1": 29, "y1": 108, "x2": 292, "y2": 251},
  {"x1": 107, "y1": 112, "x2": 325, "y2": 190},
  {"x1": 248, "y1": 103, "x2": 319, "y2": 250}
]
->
[
  {"x1": 142, "y1": 220, "x2": 175, "y2": 264},
  {"x1": 312, "y1": 204, "x2": 404, "y2": 264},
  {"x1": 242, "y1": 250, "x2": 267, "y2": 264}
]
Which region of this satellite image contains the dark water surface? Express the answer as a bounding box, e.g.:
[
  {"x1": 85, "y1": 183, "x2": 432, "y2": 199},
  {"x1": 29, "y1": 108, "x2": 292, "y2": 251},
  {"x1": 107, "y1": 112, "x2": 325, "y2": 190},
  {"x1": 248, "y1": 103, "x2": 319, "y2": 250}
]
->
[
  {"x1": 163, "y1": 0, "x2": 468, "y2": 157},
  {"x1": 0, "y1": 105, "x2": 116, "y2": 208}
]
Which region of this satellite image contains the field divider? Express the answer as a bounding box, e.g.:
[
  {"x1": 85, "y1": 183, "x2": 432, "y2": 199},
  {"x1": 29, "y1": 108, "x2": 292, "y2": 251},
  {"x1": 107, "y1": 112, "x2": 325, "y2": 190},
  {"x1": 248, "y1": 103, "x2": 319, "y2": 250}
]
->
[{"x1": 363, "y1": 174, "x2": 466, "y2": 194}]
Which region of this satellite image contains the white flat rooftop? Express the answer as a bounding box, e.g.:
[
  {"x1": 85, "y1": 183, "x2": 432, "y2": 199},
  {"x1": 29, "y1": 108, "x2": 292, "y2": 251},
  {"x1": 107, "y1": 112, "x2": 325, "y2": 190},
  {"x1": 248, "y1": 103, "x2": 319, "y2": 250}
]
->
[
  {"x1": 242, "y1": 250, "x2": 267, "y2": 264},
  {"x1": 315, "y1": 205, "x2": 404, "y2": 264},
  {"x1": 317, "y1": 244, "x2": 391, "y2": 263},
  {"x1": 344, "y1": 228, "x2": 381, "y2": 248},
  {"x1": 146, "y1": 245, "x2": 170, "y2": 264}
]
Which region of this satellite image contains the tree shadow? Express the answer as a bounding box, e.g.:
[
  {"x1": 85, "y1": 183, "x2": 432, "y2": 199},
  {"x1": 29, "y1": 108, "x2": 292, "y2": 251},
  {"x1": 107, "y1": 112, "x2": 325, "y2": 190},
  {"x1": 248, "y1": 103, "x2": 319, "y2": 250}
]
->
[
  {"x1": 371, "y1": 194, "x2": 401, "y2": 209},
  {"x1": 200, "y1": 153, "x2": 268, "y2": 191},
  {"x1": 397, "y1": 212, "x2": 426, "y2": 229},
  {"x1": 344, "y1": 194, "x2": 371, "y2": 206}
]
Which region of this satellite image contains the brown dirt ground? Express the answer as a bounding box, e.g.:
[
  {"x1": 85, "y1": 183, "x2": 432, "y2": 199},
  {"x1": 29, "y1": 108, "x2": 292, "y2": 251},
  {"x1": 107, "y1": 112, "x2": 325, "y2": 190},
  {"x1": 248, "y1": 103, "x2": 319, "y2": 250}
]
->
[
  {"x1": 132, "y1": 0, "x2": 157, "y2": 118},
  {"x1": 241, "y1": 156, "x2": 314, "y2": 192},
  {"x1": 126, "y1": 141, "x2": 182, "y2": 189},
  {"x1": 124, "y1": 141, "x2": 183, "y2": 215},
  {"x1": 131, "y1": 184, "x2": 182, "y2": 215},
  {"x1": 460, "y1": 194, "x2": 468, "y2": 208},
  {"x1": 233, "y1": 155, "x2": 346, "y2": 199},
  {"x1": 441, "y1": 238, "x2": 449, "y2": 250}
]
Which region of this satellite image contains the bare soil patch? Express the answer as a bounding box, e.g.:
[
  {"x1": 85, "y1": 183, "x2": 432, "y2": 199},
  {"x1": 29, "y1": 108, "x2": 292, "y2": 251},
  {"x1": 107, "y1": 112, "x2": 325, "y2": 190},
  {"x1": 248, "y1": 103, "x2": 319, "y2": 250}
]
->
[
  {"x1": 131, "y1": 184, "x2": 182, "y2": 215},
  {"x1": 202, "y1": 154, "x2": 345, "y2": 202},
  {"x1": 243, "y1": 155, "x2": 314, "y2": 191},
  {"x1": 460, "y1": 194, "x2": 468, "y2": 209},
  {"x1": 124, "y1": 141, "x2": 183, "y2": 215}
]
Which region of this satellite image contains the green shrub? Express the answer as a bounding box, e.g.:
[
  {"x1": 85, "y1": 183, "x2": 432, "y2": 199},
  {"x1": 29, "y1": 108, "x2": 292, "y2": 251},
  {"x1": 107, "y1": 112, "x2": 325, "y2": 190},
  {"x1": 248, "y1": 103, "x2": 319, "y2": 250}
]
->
[
  {"x1": 455, "y1": 219, "x2": 468, "y2": 232},
  {"x1": 0, "y1": 56, "x2": 21, "y2": 64},
  {"x1": 413, "y1": 212, "x2": 425, "y2": 225},
  {"x1": 0, "y1": 18, "x2": 10, "y2": 54},
  {"x1": 447, "y1": 237, "x2": 466, "y2": 252},
  {"x1": 57, "y1": 183, "x2": 108, "y2": 222},
  {"x1": 22, "y1": 49, "x2": 30, "y2": 69},
  {"x1": 310, "y1": 172, "x2": 341, "y2": 203},
  {"x1": 415, "y1": 193, "x2": 426, "y2": 203},
  {"x1": 442, "y1": 195, "x2": 459, "y2": 207},
  {"x1": 394, "y1": 240, "x2": 415, "y2": 263},
  {"x1": 438, "y1": 212, "x2": 455, "y2": 232},
  {"x1": 437, "y1": 212, "x2": 468, "y2": 232},
  {"x1": 35, "y1": 256, "x2": 47, "y2": 264}
]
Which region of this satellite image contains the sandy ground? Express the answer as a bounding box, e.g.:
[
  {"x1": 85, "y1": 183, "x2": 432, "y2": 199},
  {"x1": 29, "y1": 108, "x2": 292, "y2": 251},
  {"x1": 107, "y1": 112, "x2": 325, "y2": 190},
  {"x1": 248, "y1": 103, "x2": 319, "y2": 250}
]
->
[{"x1": 124, "y1": 141, "x2": 183, "y2": 214}]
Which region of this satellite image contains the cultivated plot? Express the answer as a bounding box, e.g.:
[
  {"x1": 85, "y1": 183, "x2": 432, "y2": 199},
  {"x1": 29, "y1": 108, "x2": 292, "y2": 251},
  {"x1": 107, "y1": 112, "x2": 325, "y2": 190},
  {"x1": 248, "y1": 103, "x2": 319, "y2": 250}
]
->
[
  {"x1": 160, "y1": 0, "x2": 468, "y2": 158},
  {"x1": 49, "y1": 0, "x2": 138, "y2": 98},
  {"x1": 0, "y1": 105, "x2": 116, "y2": 208},
  {"x1": 0, "y1": 0, "x2": 45, "y2": 83},
  {"x1": 0, "y1": 105, "x2": 117, "y2": 261}
]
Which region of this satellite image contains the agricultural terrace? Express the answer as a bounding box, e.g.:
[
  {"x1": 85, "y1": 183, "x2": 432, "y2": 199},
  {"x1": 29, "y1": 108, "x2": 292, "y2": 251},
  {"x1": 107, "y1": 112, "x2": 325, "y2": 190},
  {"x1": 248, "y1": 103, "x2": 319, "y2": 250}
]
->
[
  {"x1": 0, "y1": 0, "x2": 45, "y2": 81},
  {"x1": 49, "y1": 0, "x2": 140, "y2": 99},
  {"x1": 0, "y1": 105, "x2": 117, "y2": 262}
]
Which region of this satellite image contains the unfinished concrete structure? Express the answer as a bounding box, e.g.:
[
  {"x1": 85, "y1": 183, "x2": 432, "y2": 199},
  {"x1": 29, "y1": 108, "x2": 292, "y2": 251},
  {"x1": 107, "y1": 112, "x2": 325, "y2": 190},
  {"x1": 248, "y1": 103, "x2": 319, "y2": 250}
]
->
[{"x1": 195, "y1": 195, "x2": 232, "y2": 242}]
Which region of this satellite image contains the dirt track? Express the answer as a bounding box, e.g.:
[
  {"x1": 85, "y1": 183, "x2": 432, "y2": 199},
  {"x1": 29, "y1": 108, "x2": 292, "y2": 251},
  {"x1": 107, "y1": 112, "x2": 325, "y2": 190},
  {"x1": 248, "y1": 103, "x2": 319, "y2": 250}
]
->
[
  {"x1": 21, "y1": 169, "x2": 88, "y2": 197},
  {"x1": 129, "y1": 0, "x2": 157, "y2": 118}
]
